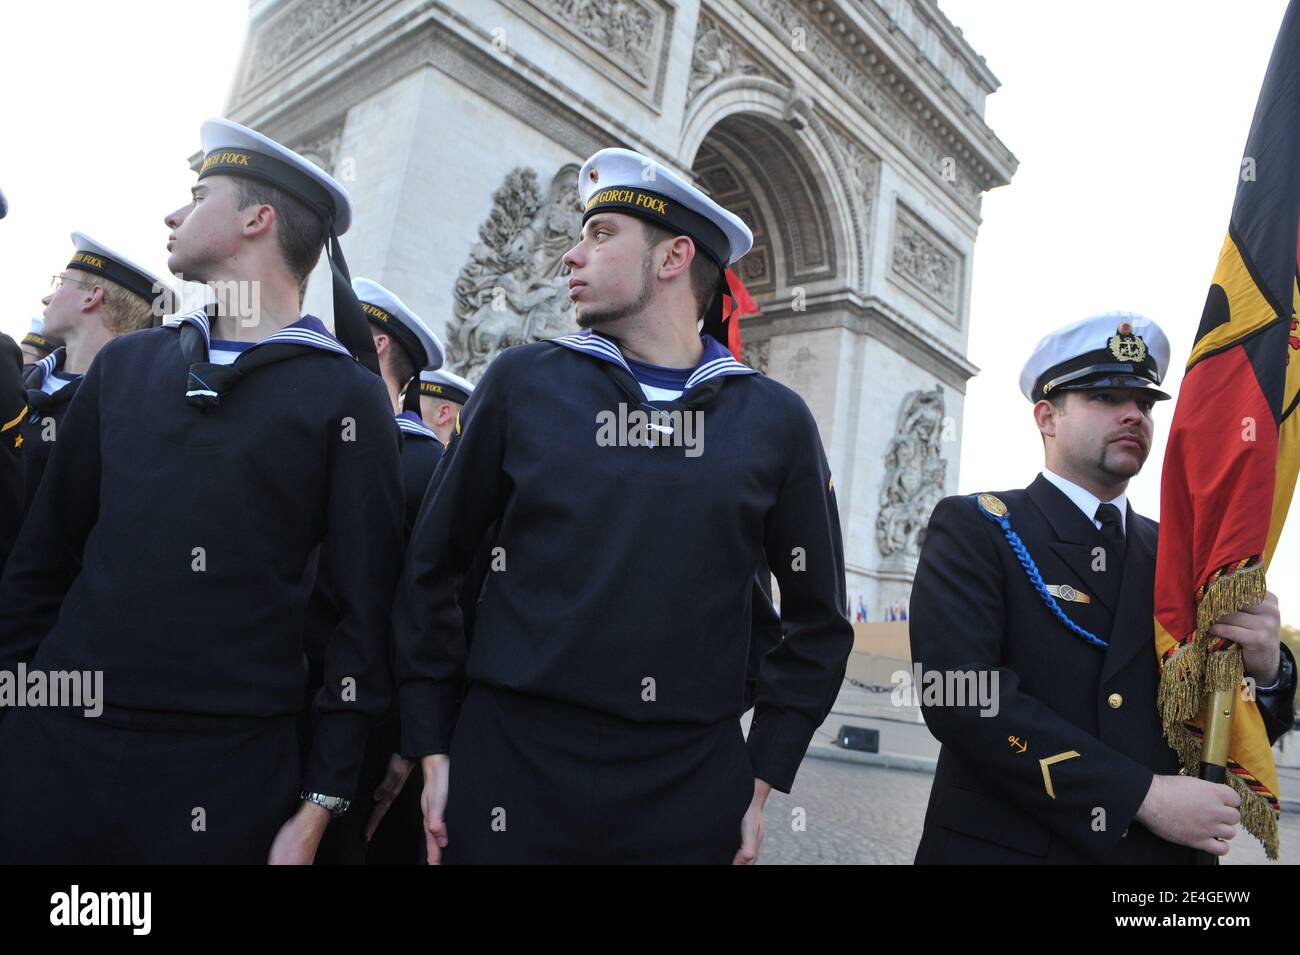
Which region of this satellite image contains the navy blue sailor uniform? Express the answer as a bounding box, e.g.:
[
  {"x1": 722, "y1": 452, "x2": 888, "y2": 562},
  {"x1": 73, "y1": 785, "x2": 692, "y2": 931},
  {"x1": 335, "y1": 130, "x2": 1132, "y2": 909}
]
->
[
  {"x1": 394, "y1": 330, "x2": 853, "y2": 863},
  {"x1": 19, "y1": 233, "x2": 174, "y2": 513},
  {"x1": 0, "y1": 309, "x2": 405, "y2": 863},
  {"x1": 910, "y1": 314, "x2": 1296, "y2": 864},
  {"x1": 0, "y1": 118, "x2": 404, "y2": 864},
  {"x1": 0, "y1": 333, "x2": 26, "y2": 577},
  {"x1": 395, "y1": 146, "x2": 852, "y2": 864},
  {"x1": 307, "y1": 276, "x2": 445, "y2": 865},
  {"x1": 20, "y1": 348, "x2": 81, "y2": 512}
]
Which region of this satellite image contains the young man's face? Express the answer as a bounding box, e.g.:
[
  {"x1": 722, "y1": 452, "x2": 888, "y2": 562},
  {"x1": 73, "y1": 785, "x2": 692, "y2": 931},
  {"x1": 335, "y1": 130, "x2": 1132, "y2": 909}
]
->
[
  {"x1": 1045, "y1": 387, "x2": 1157, "y2": 483},
  {"x1": 40, "y1": 269, "x2": 100, "y2": 339},
  {"x1": 562, "y1": 213, "x2": 657, "y2": 328},
  {"x1": 163, "y1": 175, "x2": 245, "y2": 280}
]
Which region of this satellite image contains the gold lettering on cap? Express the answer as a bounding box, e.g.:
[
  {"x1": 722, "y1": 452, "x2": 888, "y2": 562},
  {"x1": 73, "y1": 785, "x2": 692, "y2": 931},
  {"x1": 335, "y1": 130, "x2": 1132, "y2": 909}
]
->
[
  {"x1": 585, "y1": 188, "x2": 670, "y2": 217},
  {"x1": 199, "y1": 151, "x2": 253, "y2": 173},
  {"x1": 360, "y1": 302, "x2": 392, "y2": 324},
  {"x1": 70, "y1": 253, "x2": 107, "y2": 270}
]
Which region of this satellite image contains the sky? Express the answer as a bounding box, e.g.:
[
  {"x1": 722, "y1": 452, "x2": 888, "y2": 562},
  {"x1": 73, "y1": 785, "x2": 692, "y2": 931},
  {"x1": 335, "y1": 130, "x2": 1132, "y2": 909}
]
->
[
  {"x1": 938, "y1": 0, "x2": 1297, "y2": 624},
  {"x1": 0, "y1": 0, "x2": 1295, "y2": 622}
]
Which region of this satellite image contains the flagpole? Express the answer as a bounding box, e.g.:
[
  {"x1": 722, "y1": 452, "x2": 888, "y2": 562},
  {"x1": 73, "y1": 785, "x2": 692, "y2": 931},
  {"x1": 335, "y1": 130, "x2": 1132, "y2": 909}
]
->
[{"x1": 1193, "y1": 648, "x2": 1239, "y2": 865}]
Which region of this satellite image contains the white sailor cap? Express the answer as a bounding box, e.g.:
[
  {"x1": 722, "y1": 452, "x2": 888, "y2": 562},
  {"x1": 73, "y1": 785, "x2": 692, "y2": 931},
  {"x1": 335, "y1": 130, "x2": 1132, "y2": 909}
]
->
[
  {"x1": 196, "y1": 119, "x2": 381, "y2": 372},
  {"x1": 352, "y1": 277, "x2": 444, "y2": 371},
  {"x1": 418, "y1": 368, "x2": 474, "y2": 405},
  {"x1": 22, "y1": 317, "x2": 59, "y2": 356},
  {"x1": 1019, "y1": 312, "x2": 1172, "y2": 403},
  {"x1": 68, "y1": 231, "x2": 175, "y2": 310},
  {"x1": 578, "y1": 147, "x2": 753, "y2": 267},
  {"x1": 199, "y1": 118, "x2": 353, "y2": 235}
]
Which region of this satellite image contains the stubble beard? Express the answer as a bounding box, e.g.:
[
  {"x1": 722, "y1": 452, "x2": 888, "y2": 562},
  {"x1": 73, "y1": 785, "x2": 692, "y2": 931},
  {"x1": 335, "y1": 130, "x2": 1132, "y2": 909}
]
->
[{"x1": 576, "y1": 256, "x2": 655, "y2": 329}]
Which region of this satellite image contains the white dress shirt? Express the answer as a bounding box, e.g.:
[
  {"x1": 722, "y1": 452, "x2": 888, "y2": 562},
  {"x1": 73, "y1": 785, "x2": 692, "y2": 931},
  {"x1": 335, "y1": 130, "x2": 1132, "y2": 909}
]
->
[{"x1": 1040, "y1": 468, "x2": 1128, "y2": 534}]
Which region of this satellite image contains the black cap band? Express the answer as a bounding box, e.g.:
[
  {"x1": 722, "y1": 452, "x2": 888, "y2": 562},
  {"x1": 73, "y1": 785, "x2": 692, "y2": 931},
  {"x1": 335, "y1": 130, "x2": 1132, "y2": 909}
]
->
[
  {"x1": 67, "y1": 251, "x2": 166, "y2": 307},
  {"x1": 419, "y1": 379, "x2": 470, "y2": 405},
  {"x1": 1035, "y1": 349, "x2": 1164, "y2": 402},
  {"x1": 583, "y1": 186, "x2": 729, "y2": 267},
  {"x1": 198, "y1": 148, "x2": 335, "y2": 227},
  {"x1": 21, "y1": 332, "x2": 54, "y2": 354},
  {"x1": 360, "y1": 302, "x2": 426, "y2": 370}
]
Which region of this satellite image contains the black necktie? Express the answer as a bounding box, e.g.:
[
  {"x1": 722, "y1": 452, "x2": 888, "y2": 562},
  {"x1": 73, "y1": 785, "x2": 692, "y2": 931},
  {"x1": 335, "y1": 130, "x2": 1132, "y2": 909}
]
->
[{"x1": 1095, "y1": 502, "x2": 1126, "y2": 565}]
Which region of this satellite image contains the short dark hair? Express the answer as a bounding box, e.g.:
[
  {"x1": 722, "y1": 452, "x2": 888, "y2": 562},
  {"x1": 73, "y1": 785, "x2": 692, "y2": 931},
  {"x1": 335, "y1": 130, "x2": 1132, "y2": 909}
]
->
[
  {"x1": 1039, "y1": 390, "x2": 1070, "y2": 445},
  {"x1": 640, "y1": 220, "x2": 723, "y2": 315},
  {"x1": 1046, "y1": 390, "x2": 1070, "y2": 410},
  {"x1": 370, "y1": 327, "x2": 417, "y2": 387},
  {"x1": 387, "y1": 340, "x2": 417, "y2": 389},
  {"x1": 231, "y1": 178, "x2": 327, "y2": 292}
]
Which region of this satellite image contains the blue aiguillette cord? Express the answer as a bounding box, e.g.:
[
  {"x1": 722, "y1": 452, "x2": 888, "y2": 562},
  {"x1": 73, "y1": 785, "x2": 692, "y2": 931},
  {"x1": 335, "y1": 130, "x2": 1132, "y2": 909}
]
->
[{"x1": 971, "y1": 493, "x2": 1109, "y2": 650}]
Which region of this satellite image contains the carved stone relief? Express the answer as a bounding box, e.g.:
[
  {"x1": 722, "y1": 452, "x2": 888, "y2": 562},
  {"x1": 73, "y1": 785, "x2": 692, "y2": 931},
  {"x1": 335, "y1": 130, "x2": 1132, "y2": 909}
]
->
[
  {"x1": 743, "y1": 0, "x2": 985, "y2": 207},
  {"x1": 890, "y1": 205, "x2": 961, "y2": 320},
  {"x1": 688, "y1": 13, "x2": 775, "y2": 103},
  {"x1": 512, "y1": 0, "x2": 673, "y2": 106},
  {"x1": 242, "y1": 0, "x2": 376, "y2": 90},
  {"x1": 446, "y1": 164, "x2": 583, "y2": 380},
  {"x1": 877, "y1": 385, "x2": 947, "y2": 558}
]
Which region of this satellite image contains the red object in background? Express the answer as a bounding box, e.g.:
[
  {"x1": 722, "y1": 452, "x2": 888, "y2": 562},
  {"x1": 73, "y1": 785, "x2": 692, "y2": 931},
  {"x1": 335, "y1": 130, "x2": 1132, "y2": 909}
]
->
[{"x1": 722, "y1": 267, "x2": 758, "y2": 361}]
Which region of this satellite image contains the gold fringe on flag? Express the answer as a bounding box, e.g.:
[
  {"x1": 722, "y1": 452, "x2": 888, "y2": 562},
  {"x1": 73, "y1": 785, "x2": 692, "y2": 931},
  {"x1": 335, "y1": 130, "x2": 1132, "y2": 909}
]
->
[{"x1": 1157, "y1": 560, "x2": 1277, "y2": 859}]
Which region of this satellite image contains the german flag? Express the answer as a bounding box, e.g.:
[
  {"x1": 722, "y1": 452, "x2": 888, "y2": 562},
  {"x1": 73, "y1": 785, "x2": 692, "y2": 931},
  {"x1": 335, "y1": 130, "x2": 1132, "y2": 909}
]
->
[{"x1": 1155, "y1": 0, "x2": 1300, "y2": 859}]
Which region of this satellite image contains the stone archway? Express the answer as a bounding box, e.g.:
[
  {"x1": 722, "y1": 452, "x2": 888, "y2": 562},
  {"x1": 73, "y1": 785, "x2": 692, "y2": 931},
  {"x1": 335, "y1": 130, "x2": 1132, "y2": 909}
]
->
[{"x1": 682, "y1": 79, "x2": 868, "y2": 304}]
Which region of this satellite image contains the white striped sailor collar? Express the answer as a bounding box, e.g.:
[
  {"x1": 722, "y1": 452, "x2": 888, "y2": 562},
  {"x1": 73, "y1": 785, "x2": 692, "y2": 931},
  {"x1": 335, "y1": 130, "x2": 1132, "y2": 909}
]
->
[
  {"x1": 162, "y1": 308, "x2": 352, "y2": 359},
  {"x1": 28, "y1": 346, "x2": 82, "y2": 393},
  {"x1": 395, "y1": 409, "x2": 438, "y2": 440},
  {"x1": 548, "y1": 329, "x2": 755, "y2": 392}
]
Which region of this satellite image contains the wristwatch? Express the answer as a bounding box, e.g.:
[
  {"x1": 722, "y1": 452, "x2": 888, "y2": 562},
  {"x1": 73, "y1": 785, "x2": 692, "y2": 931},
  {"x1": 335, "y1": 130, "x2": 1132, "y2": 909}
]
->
[
  {"x1": 300, "y1": 791, "x2": 351, "y2": 818},
  {"x1": 1256, "y1": 653, "x2": 1293, "y2": 694}
]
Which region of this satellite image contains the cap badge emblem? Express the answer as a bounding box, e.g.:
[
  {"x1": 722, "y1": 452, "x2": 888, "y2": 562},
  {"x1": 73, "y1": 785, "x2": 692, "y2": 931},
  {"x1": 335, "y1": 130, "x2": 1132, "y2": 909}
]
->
[{"x1": 1108, "y1": 323, "x2": 1147, "y2": 363}]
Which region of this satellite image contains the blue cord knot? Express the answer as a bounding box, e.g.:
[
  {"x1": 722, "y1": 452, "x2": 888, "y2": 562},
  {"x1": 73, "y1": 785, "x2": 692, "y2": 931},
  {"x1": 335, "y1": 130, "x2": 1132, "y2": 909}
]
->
[{"x1": 971, "y1": 493, "x2": 1108, "y2": 650}]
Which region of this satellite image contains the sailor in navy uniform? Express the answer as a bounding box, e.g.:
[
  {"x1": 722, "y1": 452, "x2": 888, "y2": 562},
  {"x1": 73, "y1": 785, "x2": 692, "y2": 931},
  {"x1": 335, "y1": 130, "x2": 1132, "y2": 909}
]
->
[
  {"x1": 0, "y1": 119, "x2": 405, "y2": 864},
  {"x1": 0, "y1": 190, "x2": 25, "y2": 573},
  {"x1": 309, "y1": 277, "x2": 444, "y2": 864},
  {"x1": 353, "y1": 278, "x2": 445, "y2": 528},
  {"x1": 0, "y1": 333, "x2": 25, "y2": 577},
  {"x1": 19, "y1": 318, "x2": 60, "y2": 368},
  {"x1": 20, "y1": 233, "x2": 173, "y2": 511},
  {"x1": 394, "y1": 147, "x2": 853, "y2": 864},
  {"x1": 417, "y1": 367, "x2": 474, "y2": 446},
  {"x1": 910, "y1": 313, "x2": 1294, "y2": 864}
]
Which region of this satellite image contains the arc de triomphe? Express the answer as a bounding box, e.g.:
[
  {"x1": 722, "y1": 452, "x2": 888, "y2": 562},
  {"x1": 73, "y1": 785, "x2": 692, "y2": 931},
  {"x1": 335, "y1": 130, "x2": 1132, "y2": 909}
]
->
[{"x1": 223, "y1": 0, "x2": 1017, "y2": 616}]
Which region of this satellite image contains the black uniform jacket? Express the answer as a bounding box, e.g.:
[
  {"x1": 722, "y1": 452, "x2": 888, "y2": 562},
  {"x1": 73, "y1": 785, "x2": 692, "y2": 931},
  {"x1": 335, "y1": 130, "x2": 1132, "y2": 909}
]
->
[
  {"x1": 0, "y1": 321, "x2": 405, "y2": 800},
  {"x1": 393, "y1": 334, "x2": 854, "y2": 793},
  {"x1": 0, "y1": 335, "x2": 25, "y2": 576},
  {"x1": 18, "y1": 347, "x2": 80, "y2": 512},
  {"x1": 911, "y1": 474, "x2": 1295, "y2": 863}
]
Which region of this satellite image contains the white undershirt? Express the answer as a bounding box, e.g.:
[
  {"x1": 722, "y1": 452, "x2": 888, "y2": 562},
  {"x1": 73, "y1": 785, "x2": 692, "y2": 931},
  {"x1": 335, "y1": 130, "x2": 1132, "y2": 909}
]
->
[
  {"x1": 639, "y1": 383, "x2": 685, "y2": 402},
  {"x1": 40, "y1": 371, "x2": 80, "y2": 395}
]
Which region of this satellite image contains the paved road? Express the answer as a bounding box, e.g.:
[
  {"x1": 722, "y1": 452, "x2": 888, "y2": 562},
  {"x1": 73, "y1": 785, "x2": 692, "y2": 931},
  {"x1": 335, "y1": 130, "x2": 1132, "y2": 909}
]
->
[{"x1": 759, "y1": 755, "x2": 1300, "y2": 865}]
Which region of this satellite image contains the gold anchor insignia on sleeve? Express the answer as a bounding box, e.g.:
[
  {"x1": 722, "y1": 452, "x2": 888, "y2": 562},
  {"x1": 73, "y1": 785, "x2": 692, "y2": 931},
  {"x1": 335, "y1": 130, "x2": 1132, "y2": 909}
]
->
[
  {"x1": 1039, "y1": 750, "x2": 1081, "y2": 799},
  {"x1": 1008, "y1": 736, "x2": 1027, "y2": 754}
]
